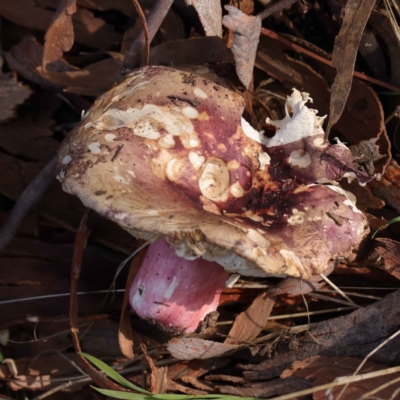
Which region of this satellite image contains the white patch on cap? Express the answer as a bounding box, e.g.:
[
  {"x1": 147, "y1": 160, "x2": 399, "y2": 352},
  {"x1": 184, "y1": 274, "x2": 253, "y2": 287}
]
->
[
  {"x1": 189, "y1": 139, "x2": 199, "y2": 147},
  {"x1": 199, "y1": 158, "x2": 229, "y2": 201},
  {"x1": 182, "y1": 107, "x2": 199, "y2": 119},
  {"x1": 194, "y1": 87, "x2": 208, "y2": 99},
  {"x1": 241, "y1": 117, "x2": 269, "y2": 145},
  {"x1": 258, "y1": 152, "x2": 271, "y2": 170},
  {"x1": 313, "y1": 137, "x2": 325, "y2": 147},
  {"x1": 247, "y1": 229, "x2": 270, "y2": 250},
  {"x1": 133, "y1": 120, "x2": 161, "y2": 139},
  {"x1": 267, "y1": 89, "x2": 326, "y2": 147},
  {"x1": 105, "y1": 133, "x2": 117, "y2": 142},
  {"x1": 279, "y1": 249, "x2": 304, "y2": 275},
  {"x1": 287, "y1": 208, "x2": 305, "y2": 225},
  {"x1": 88, "y1": 142, "x2": 101, "y2": 154},
  {"x1": 343, "y1": 172, "x2": 357, "y2": 183},
  {"x1": 166, "y1": 158, "x2": 180, "y2": 182},
  {"x1": 158, "y1": 134, "x2": 176, "y2": 148},
  {"x1": 230, "y1": 181, "x2": 246, "y2": 198},
  {"x1": 289, "y1": 149, "x2": 311, "y2": 168},
  {"x1": 163, "y1": 276, "x2": 178, "y2": 299},
  {"x1": 188, "y1": 151, "x2": 205, "y2": 170},
  {"x1": 57, "y1": 170, "x2": 66, "y2": 181},
  {"x1": 62, "y1": 155, "x2": 72, "y2": 164},
  {"x1": 326, "y1": 185, "x2": 362, "y2": 214},
  {"x1": 114, "y1": 212, "x2": 130, "y2": 220}
]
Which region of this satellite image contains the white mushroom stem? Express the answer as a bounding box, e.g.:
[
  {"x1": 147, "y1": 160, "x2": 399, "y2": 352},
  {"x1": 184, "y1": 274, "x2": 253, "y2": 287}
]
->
[{"x1": 129, "y1": 238, "x2": 230, "y2": 334}]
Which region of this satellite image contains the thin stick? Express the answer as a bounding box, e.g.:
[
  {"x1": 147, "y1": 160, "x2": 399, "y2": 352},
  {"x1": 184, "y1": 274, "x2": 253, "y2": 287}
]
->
[
  {"x1": 261, "y1": 28, "x2": 400, "y2": 91},
  {"x1": 320, "y1": 273, "x2": 358, "y2": 305},
  {"x1": 120, "y1": 0, "x2": 174, "y2": 76},
  {"x1": 0, "y1": 155, "x2": 57, "y2": 252},
  {"x1": 130, "y1": 0, "x2": 150, "y2": 66},
  {"x1": 69, "y1": 210, "x2": 126, "y2": 392},
  {"x1": 257, "y1": 0, "x2": 299, "y2": 20},
  {"x1": 263, "y1": 365, "x2": 400, "y2": 400}
]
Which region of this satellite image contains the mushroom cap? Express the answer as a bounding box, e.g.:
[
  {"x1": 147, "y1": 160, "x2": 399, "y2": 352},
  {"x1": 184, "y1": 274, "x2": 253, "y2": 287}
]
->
[{"x1": 57, "y1": 66, "x2": 368, "y2": 279}]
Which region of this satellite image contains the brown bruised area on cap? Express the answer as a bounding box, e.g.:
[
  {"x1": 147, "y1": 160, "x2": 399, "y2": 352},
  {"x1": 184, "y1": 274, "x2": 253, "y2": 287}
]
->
[{"x1": 57, "y1": 66, "x2": 369, "y2": 279}]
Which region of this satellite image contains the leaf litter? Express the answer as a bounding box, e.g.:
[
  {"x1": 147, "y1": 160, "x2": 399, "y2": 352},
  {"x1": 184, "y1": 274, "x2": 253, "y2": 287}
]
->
[{"x1": 1, "y1": 0, "x2": 400, "y2": 399}]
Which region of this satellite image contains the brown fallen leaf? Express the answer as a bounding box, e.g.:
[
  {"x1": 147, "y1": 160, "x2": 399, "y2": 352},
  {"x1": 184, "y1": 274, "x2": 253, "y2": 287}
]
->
[
  {"x1": 185, "y1": 0, "x2": 222, "y2": 37},
  {"x1": 222, "y1": 5, "x2": 261, "y2": 88},
  {"x1": 325, "y1": 0, "x2": 376, "y2": 137},
  {"x1": 372, "y1": 238, "x2": 400, "y2": 280},
  {"x1": 224, "y1": 294, "x2": 275, "y2": 345},
  {"x1": 167, "y1": 337, "x2": 239, "y2": 360},
  {"x1": 39, "y1": 57, "x2": 122, "y2": 96},
  {"x1": 0, "y1": 0, "x2": 120, "y2": 49},
  {"x1": 369, "y1": 160, "x2": 400, "y2": 213},
  {"x1": 43, "y1": 0, "x2": 77, "y2": 68},
  {"x1": 5, "y1": 36, "x2": 77, "y2": 89},
  {"x1": 0, "y1": 72, "x2": 32, "y2": 123},
  {"x1": 282, "y1": 355, "x2": 400, "y2": 400},
  {"x1": 149, "y1": 37, "x2": 233, "y2": 66}
]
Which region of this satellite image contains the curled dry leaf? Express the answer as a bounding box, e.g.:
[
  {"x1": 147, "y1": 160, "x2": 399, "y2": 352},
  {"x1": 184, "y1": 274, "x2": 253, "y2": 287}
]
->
[
  {"x1": 0, "y1": 73, "x2": 32, "y2": 123},
  {"x1": 185, "y1": 0, "x2": 222, "y2": 37},
  {"x1": 325, "y1": 0, "x2": 376, "y2": 137},
  {"x1": 222, "y1": 5, "x2": 261, "y2": 88},
  {"x1": 5, "y1": 36, "x2": 76, "y2": 89},
  {"x1": 42, "y1": 0, "x2": 77, "y2": 69}
]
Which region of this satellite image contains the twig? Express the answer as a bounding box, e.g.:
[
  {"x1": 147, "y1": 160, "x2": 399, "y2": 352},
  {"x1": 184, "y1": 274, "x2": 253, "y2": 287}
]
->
[
  {"x1": 120, "y1": 0, "x2": 174, "y2": 76},
  {"x1": 69, "y1": 210, "x2": 126, "y2": 392},
  {"x1": 257, "y1": 0, "x2": 300, "y2": 20},
  {"x1": 130, "y1": 0, "x2": 150, "y2": 66},
  {"x1": 0, "y1": 155, "x2": 57, "y2": 252},
  {"x1": 261, "y1": 28, "x2": 400, "y2": 91}
]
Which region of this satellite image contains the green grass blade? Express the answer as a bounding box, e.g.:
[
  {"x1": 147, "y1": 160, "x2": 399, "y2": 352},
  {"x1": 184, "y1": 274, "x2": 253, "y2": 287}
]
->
[
  {"x1": 80, "y1": 352, "x2": 152, "y2": 394},
  {"x1": 372, "y1": 216, "x2": 400, "y2": 239},
  {"x1": 91, "y1": 386, "x2": 149, "y2": 400}
]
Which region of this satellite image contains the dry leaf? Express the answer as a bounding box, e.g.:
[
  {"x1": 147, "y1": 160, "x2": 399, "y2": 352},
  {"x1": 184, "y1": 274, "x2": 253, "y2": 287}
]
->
[
  {"x1": 0, "y1": 72, "x2": 32, "y2": 123},
  {"x1": 167, "y1": 337, "x2": 238, "y2": 360},
  {"x1": 283, "y1": 356, "x2": 400, "y2": 400},
  {"x1": 43, "y1": 0, "x2": 77, "y2": 68},
  {"x1": 39, "y1": 57, "x2": 122, "y2": 96},
  {"x1": 185, "y1": 0, "x2": 222, "y2": 37},
  {"x1": 149, "y1": 37, "x2": 233, "y2": 66},
  {"x1": 326, "y1": 0, "x2": 376, "y2": 137},
  {"x1": 0, "y1": 0, "x2": 120, "y2": 49},
  {"x1": 373, "y1": 238, "x2": 400, "y2": 279},
  {"x1": 222, "y1": 5, "x2": 261, "y2": 88},
  {"x1": 225, "y1": 294, "x2": 275, "y2": 345},
  {"x1": 5, "y1": 36, "x2": 76, "y2": 89},
  {"x1": 369, "y1": 160, "x2": 400, "y2": 213}
]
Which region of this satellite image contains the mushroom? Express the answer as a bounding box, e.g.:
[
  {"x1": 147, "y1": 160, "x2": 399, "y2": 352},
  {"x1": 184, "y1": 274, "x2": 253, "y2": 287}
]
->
[{"x1": 57, "y1": 66, "x2": 370, "y2": 334}]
